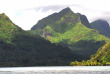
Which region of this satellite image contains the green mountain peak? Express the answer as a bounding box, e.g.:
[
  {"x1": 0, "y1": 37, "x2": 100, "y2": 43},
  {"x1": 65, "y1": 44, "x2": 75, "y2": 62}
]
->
[
  {"x1": 0, "y1": 13, "x2": 10, "y2": 21},
  {"x1": 0, "y1": 13, "x2": 23, "y2": 43},
  {"x1": 31, "y1": 7, "x2": 110, "y2": 60}
]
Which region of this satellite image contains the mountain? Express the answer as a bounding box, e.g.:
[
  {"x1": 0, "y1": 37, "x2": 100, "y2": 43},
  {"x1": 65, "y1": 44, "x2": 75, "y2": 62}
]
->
[
  {"x1": 91, "y1": 19, "x2": 110, "y2": 38},
  {"x1": 0, "y1": 13, "x2": 79, "y2": 66},
  {"x1": 31, "y1": 7, "x2": 110, "y2": 60},
  {"x1": 0, "y1": 13, "x2": 23, "y2": 43},
  {"x1": 31, "y1": 8, "x2": 91, "y2": 35}
]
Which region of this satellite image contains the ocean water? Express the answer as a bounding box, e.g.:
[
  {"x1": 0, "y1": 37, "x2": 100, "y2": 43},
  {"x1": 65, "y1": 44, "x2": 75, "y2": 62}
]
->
[{"x1": 0, "y1": 66, "x2": 110, "y2": 74}]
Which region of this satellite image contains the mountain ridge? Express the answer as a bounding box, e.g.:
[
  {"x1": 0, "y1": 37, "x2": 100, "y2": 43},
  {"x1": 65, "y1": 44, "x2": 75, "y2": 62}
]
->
[
  {"x1": 31, "y1": 7, "x2": 90, "y2": 31},
  {"x1": 0, "y1": 13, "x2": 79, "y2": 66},
  {"x1": 31, "y1": 7, "x2": 110, "y2": 60}
]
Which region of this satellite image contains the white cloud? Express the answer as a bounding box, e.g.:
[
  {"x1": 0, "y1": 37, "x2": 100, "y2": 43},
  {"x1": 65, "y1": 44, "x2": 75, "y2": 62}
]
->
[
  {"x1": 7, "y1": 9, "x2": 53, "y2": 30},
  {"x1": 0, "y1": 0, "x2": 110, "y2": 30}
]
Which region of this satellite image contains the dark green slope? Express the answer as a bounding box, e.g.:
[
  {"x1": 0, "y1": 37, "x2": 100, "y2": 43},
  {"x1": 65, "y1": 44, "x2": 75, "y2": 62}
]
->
[
  {"x1": 0, "y1": 34, "x2": 76, "y2": 66},
  {"x1": 71, "y1": 42, "x2": 110, "y2": 66},
  {"x1": 0, "y1": 13, "x2": 79, "y2": 66},
  {"x1": 70, "y1": 41, "x2": 110, "y2": 66},
  {"x1": 78, "y1": 13, "x2": 91, "y2": 28},
  {"x1": 70, "y1": 42, "x2": 110, "y2": 66},
  {"x1": 31, "y1": 7, "x2": 110, "y2": 60},
  {"x1": 90, "y1": 42, "x2": 110, "y2": 64},
  {"x1": 91, "y1": 19, "x2": 110, "y2": 38}
]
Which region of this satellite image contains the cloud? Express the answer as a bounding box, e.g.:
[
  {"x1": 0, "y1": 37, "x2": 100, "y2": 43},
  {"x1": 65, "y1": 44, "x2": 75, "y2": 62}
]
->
[
  {"x1": 39, "y1": 5, "x2": 67, "y2": 12},
  {"x1": 0, "y1": 0, "x2": 110, "y2": 30},
  {"x1": 39, "y1": 4, "x2": 83, "y2": 12},
  {"x1": 25, "y1": 4, "x2": 84, "y2": 12}
]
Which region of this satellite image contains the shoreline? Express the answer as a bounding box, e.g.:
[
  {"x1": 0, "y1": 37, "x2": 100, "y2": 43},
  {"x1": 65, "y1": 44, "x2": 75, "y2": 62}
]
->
[
  {"x1": 0, "y1": 66, "x2": 110, "y2": 72},
  {"x1": 0, "y1": 70, "x2": 110, "y2": 74}
]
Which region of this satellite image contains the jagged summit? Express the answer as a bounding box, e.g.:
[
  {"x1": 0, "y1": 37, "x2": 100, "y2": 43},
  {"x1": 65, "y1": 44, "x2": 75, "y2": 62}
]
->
[
  {"x1": 0, "y1": 13, "x2": 10, "y2": 20},
  {"x1": 62, "y1": 7, "x2": 71, "y2": 11},
  {"x1": 59, "y1": 7, "x2": 73, "y2": 13},
  {"x1": 31, "y1": 7, "x2": 75, "y2": 30},
  {"x1": 1, "y1": 13, "x2": 5, "y2": 15},
  {"x1": 0, "y1": 13, "x2": 7, "y2": 17},
  {"x1": 31, "y1": 7, "x2": 91, "y2": 31},
  {"x1": 31, "y1": 7, "x2": 80, "y2": 33}
]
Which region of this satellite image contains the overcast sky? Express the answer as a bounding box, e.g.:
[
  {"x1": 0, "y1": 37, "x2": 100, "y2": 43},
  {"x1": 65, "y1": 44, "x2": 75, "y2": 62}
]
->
[{"x1": 0, "y1": 0, "x2": 110, "y2": 30}]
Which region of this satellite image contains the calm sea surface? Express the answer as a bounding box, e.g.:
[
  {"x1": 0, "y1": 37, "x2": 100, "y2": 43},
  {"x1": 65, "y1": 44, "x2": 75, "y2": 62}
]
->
[{"x1": 0, "y1": 66, "x2": 110, "y2": 74}]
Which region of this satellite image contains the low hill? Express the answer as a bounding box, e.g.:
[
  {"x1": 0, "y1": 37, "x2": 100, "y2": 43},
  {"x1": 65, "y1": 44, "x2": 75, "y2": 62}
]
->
[
  {"x1": 70, "y1": 42, "x2": 110, "y2": 66},
  {"x1": 90, "y1": 42, "x2": 110, "y2": 64}
]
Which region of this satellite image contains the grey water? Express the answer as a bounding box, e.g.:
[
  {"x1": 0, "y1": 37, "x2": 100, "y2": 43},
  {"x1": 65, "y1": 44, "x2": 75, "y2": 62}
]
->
[{"x1": 0, "y1": 66, "x2": 110, "y2": 74}]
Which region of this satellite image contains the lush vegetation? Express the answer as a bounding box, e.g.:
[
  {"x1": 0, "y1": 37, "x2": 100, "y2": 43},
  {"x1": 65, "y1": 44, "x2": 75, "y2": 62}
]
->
[
  {"x1": 31, "y1": 7, "x2": 110, "y2": 60},
  {"x1": 90, "y1": 42, "x2": 110, "y2": 65},
  {"x1": 0, "y1": 8, "x2": 109, "y2": 67},
  {"x1": 91, "y1": 20, "x2": 110, "y2": 38},
  {"x1": 70, "y1": 60, "x2": 107, "y2": 66},
  {"x1": 0, "y1": 13, "x2": 82, "y2": 67},
  {"x1": 70, "y1": 42, "x2": 110, "y2": 66},
  {"x1": 0, "y1": 33, "x2": 77, "y2": 66},
  {"x1": 0, "y1": 13, "x2": 23, "y2": 43}
]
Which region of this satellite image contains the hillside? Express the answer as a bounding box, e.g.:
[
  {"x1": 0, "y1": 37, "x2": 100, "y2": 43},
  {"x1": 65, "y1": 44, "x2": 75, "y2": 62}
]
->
[
  {"x1": 0, "y1": 13, "x2": 23, "y2": 43},
  {"x1": 31, "y1": 7, "x2": 110, "y2": 60},
  {"x1": 0, "y1": 13, "x2": 78, "y2": 66},
  {"x1": 91, "y1": 19, "x2": 110, "y2": 38},
  {"x1": 70, "y1": 42, "x2": 110, "y2": 66},
  {"x1": 90, "y1": 42, "x2": 110, "y2": 64}
]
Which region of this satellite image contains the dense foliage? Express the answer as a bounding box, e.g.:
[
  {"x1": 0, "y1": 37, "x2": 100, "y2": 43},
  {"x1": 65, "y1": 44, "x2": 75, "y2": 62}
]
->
[
  {"x1": 90, "y1": 42, "x2": 110, "y2": 65},
  {"x1": 0, "y1": 33, "x2": 78, "y2": 66},
  {"x1": 91, "y1": 20, "x2": 110, "y2": 38},
  {"x1": 31, "y1": 7, "x2": 110, "y2": 60},
  {"x1": 0, "y1": 8, "x2": 110, "y2": 67},
  {"x1": 0, "y1": 13, "x2": 81, "y2": 67},
  {"x1": 70, "y1": 42, "x2": 110, "y2": 66},
  {"x1": 0, "y1": 13, "x2": 23, "y2": 43}
]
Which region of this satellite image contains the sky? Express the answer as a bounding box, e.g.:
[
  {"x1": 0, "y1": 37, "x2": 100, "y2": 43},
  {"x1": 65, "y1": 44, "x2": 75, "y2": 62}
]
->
[{"x1": 0, "y1": 0, "x2": 110, "y2": 30}]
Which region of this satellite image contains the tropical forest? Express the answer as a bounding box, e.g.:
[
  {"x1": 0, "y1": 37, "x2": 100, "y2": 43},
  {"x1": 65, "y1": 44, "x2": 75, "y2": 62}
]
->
[{"x1": 0, "y1": 7, "x2": 110, "y2": 67}]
